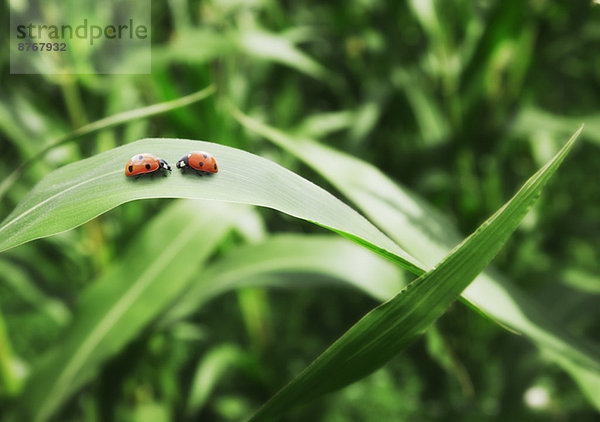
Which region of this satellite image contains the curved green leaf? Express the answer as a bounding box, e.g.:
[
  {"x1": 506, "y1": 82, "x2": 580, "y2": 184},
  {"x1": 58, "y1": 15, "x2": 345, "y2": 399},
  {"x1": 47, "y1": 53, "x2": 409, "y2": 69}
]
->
[
  {"x1": 247, "y1": 125, "x2": 584, "y2": 421},
  {"x1": 0, "y1": 139, "x2": 422, "y2": 274},
  {"x1": 163, "y1": 234, "x2": 407, "y2": 325}
]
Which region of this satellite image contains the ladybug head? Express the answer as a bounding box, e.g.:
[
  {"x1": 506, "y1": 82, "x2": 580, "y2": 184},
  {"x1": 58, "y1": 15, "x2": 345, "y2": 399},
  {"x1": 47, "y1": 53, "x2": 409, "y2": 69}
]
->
[
  {"x1": 159, "y1": 159, "x2": 172, "y2": 172},
  {"x1": 176, "y1": 155, "x2": 188, "y2": 169}
]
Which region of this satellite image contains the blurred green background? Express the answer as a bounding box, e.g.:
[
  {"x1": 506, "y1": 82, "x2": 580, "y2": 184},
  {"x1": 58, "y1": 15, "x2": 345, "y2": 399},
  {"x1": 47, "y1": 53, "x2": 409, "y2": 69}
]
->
[{"x1": 1, "y1": 0, "x2": 599, "y2": 420}]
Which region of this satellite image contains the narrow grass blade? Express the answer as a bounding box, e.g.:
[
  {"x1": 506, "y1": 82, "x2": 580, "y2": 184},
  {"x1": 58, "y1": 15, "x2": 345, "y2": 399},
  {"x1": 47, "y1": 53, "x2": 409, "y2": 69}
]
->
[
  {"x1": 232, "y1": 109, "x2": 600, "y2": 410},
  {"x1": 0, "y1": 139, "x2": 422, "y2": 274},
  {"x1": 248, "y1": 127, "x2": 581, "y2": 420},
  {"x1": 18, "y1": 200, "x2": 244, "y2": 422}
]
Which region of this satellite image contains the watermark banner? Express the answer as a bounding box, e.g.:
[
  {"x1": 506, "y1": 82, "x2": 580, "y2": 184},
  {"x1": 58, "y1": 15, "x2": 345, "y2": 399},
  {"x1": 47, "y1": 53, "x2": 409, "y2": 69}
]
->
[{"x1": 10, "y1": 0, "x2": 151, "y2": 74}]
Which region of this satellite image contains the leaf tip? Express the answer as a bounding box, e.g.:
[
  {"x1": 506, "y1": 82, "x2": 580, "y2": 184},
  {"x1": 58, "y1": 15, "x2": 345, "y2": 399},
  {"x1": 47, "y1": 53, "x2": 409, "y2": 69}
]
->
[{"x1": 571, "y1": 123, "x2": 584, "y2": 142}]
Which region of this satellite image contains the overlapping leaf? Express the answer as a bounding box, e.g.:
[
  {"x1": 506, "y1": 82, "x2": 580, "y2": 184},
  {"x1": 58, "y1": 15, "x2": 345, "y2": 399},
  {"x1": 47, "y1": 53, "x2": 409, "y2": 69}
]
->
[
  {"x1": 232, "y1": 111, "x2": 600, "y2": 411},
  {"x1": 248, "y1": 125, "x2": 584, "y2": 420}
]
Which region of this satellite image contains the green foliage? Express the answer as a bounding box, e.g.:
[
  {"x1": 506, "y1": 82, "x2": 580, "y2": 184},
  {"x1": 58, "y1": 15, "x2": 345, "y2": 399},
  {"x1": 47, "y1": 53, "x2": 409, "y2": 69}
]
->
[
  {"x1": 1, "y1": 0, "x2": 599, "y2": 421},
  {"x1": 249, "y1": 126, "x2": 582, "y2": 420},
  {"x1": 0, "y1": 138, "x2": 419, "y2": 273},
  {"x1": 233, "y1": 110, "x2": 600, "y2": 411},
  {"x1": 19, "y1": 201, "x2": 250, "y2": 422}
]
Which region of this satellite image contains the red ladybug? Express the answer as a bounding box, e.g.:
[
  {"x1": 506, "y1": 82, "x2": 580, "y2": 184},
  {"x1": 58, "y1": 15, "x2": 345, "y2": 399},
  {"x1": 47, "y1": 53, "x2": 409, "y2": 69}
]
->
[
  {"x1": 176, "y1": 151, "x2": 218, "y2": 173},
  {"x1": 125, "y1": 153, "x2": 171, "y2": 176}
]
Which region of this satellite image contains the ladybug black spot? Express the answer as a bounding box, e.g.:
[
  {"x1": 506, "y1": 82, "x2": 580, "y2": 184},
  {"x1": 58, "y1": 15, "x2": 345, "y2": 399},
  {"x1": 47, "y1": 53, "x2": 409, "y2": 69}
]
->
[
  {"x1": 146, "y1": 164, "x2": 151, "y2": 170},
  {"x1": 214, "y1": 164, "x2": 217, "y2": 170},
  {"x1": 128, "y1": 165, "x2": 133, "y2": 173},
  {"x1": 199, "y1": 161, "x2": 203, "y2": 167},
  {"x1": 203, "y1": 153, "x2": 208, "y2": 158}
]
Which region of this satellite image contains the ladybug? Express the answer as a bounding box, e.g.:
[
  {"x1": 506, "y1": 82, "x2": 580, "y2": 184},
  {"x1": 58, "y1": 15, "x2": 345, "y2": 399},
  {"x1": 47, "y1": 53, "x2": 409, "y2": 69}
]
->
[
  {"x1": 176, "y1": 151, "x2": 218, "y2": 174},
  {"x1": 125, "y1": 153, "x2": 171, "y2": 176}
]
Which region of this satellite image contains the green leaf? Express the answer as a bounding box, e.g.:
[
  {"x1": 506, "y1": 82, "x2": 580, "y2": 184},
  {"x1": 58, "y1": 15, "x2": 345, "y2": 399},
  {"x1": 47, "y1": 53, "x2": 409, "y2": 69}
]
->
[
  {"x1": 163, "y1": 234, "x2": 407, "y2": 325},
  {"x1": 247, "y1": 127, "x2": 582, "y2": 420},
  {"x1": 18, "y1": 200, "x2": 244, "y2": 422},
  {"x1": 237, "y1": 30, "x2": 331, "y2": 81},
  {"x1": 0, "y1": 139, "x2": 422, "y2": 275},
  {"x1": 232, "y1": 109, "x2": 600, "y2": 411},
  {"x1": 0, "y1": 85, "x2": 216, "y2": 201},
  {"x1": 153, "y1": 28, "x2": 331, "y2": 82}
]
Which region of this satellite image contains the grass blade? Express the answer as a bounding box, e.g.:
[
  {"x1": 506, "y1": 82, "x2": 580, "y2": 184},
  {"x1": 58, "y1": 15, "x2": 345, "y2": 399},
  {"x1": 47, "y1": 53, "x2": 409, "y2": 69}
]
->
[
  {"x1": 0, "y1": 139, "x2": 422, "y2": 274},
  {"x1": 232, "y1": 109, "x2": 600, "y2": 410},
  {"x1": 248, "y1": 126, "x2": 582, "y2": 420}
]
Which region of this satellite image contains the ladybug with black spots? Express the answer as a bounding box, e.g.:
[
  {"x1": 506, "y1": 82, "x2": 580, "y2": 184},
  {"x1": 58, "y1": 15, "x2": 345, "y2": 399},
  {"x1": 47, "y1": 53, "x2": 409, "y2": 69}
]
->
[
  {"x1": 176, "y1": 151, "x2": 219, "y2": 174},
  {"x1": 125, "y1": 153, "x2": 171, "y2": 177}
]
